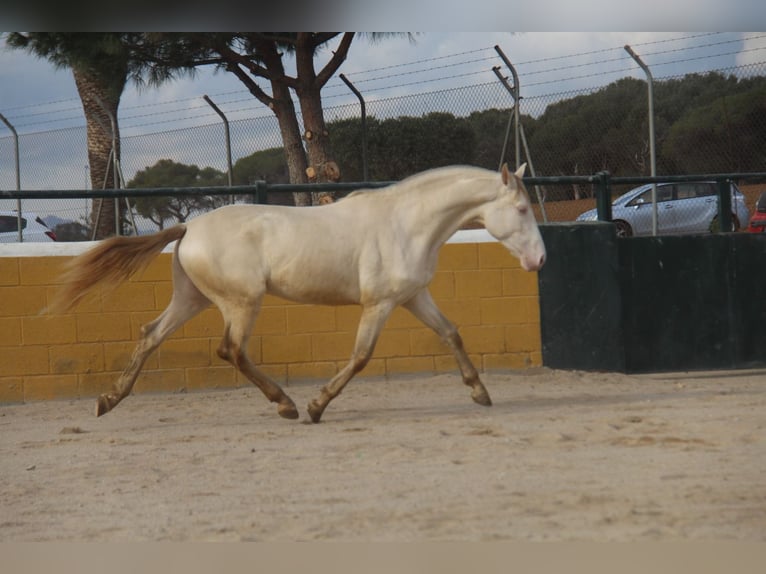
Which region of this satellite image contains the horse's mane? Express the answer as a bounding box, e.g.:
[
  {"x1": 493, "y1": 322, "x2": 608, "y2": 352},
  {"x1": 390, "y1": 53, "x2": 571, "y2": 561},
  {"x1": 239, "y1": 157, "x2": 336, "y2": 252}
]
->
[{"x1": 343, "y1": 165, "x2": 495, "y2": 201}]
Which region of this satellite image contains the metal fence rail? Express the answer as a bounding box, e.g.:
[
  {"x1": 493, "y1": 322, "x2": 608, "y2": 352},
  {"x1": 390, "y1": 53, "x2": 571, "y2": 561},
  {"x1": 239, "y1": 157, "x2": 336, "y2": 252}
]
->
[{"x1": 3, "y1": 171, "x2": 765, "y2": 240}]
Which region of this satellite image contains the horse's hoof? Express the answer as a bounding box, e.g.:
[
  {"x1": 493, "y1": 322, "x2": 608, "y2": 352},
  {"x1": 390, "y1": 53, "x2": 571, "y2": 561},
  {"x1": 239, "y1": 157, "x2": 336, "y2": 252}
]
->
[
  {"x1": 471, "y1": 387, "x2": 493, "y2": 407},
  {"x1": 307, "y1": 400, "x2": 324, "y2": 424},
  {"x1": 277, "y1": 401, "x2": 300, "y2": 420},
  {"x1": 95, "y1": 395, "x2": 111, "y2": 417}
]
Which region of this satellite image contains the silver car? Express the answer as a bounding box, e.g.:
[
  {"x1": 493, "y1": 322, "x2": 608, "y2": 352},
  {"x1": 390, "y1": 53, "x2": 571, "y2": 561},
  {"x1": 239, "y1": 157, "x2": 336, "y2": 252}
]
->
[{"x1": 576, "y1": 181, "x2": 751, "y2": 237}]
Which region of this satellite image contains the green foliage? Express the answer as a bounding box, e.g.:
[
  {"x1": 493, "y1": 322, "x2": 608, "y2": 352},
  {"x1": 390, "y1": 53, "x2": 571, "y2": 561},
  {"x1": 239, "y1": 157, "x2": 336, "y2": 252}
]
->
[
  {"x1": 526, "y1": 78, "x2": 650, "y2": 177},
  {"x1": 127, "y1": 159, "x2": 228, "y2": 228},
  {"x1": 326, "y1": 117, "x2": 379, "y2": 181},
  {"x1": 53, "y1": 220, "x2": 90, "y2": 241},
  {"x1": 525, "y1": 72, "x2": 766, "y2": 184},
  {"x1": 464, "y1": 108, "x2": 522, "y2": 170},
  {"x1": 232, "y1": 147, "x2": 290, "y2": 184},
  {"x1": 663, "y1": 84, "x2": 766, "y2": 173},
  {"x1": 374, "y1": 112, "x2": 475, "y2": 179},
  {"x1": 329, "y1": 112, "x2": 474, "y2": 180}
]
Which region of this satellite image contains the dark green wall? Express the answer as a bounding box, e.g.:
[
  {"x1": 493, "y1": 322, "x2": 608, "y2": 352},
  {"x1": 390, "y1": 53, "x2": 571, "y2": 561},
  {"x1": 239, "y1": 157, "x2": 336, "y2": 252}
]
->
[
  {"x1": 538, "y1": 223, "x2": 625, "y2": 371},
  {"x1": 538, "y1": 224, "x2": 766, "y2": 373}
]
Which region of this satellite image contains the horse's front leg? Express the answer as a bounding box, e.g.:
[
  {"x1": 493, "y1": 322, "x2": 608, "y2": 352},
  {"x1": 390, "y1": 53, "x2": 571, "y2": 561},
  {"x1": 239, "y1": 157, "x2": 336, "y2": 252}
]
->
[
  {"x1": 403, "y1": 290, "x2": 492, "y2": 407},
  {"x1": 307, "y1": 302, "x2": 394, "y2": 423}
]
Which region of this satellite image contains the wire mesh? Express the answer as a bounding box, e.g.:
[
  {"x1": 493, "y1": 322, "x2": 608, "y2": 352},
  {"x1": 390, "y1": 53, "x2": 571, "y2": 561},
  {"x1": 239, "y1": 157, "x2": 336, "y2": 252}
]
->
[{"x1": 2, "y1": 60, "x2": 766, "y2": 240}]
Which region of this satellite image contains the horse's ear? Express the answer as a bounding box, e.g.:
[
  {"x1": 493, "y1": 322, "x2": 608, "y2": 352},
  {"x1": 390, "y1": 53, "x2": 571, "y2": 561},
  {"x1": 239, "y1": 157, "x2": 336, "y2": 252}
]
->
[
  {"x1": 515, "y1": 163, "x2": 527, "y2": 178},
  {"x1": 501, "y1": 163, "x2": 510, "y2": 186}
]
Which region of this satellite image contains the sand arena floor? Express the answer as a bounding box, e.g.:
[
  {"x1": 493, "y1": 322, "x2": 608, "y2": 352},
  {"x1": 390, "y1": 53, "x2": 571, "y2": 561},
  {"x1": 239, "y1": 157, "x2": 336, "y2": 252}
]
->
[{"x1": 1, "y1": 367, "x2": 764, "y2": 541}]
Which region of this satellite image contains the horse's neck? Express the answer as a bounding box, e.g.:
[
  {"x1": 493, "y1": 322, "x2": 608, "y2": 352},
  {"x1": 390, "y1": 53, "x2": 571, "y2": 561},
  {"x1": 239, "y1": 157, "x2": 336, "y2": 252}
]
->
[{"x1": 396, "y1": 170, "x2": 496, "y2": 246}]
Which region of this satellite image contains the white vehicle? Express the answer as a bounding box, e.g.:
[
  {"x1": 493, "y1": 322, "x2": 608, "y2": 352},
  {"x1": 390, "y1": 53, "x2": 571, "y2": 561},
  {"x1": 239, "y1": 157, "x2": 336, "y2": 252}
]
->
[{"x1": 0, "y1": 211, "x2": 57, "y2": 242}]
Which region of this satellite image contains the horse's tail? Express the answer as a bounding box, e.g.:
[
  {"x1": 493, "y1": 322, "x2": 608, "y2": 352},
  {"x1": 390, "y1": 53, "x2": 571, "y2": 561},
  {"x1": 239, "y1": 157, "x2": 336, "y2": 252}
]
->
[{"x1": 47, "y1": 225, "x2": 187, "y2": 314}]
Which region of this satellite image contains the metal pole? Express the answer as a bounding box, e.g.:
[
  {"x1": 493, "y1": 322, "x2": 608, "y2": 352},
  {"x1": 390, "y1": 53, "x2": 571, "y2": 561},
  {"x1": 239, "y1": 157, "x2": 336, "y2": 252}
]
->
[
  {"x1": 339, "y1": 74, "x2": 369, "y2": 181},
  {"x1": 717, "y1": 179, "x2": 733, "y2": 232},
  {"x1": 0, "y1": 113, "x2": 22, "y2": 242},
  {"x1": 494, "y1": 46, "x2": 520, "y2": 169},
  {"x1": 203, "y1": 96, "x2": 234, "y2": 204},
  {"x1": 491, "y1": 65, "x2": 548, "y2": 222},
  {"x1": 595, "y1": 171, "x2": 613, "y2": 222},
  {"x1": 107, "y1": 106, "x2": 120, "y2": 235},
  {"x1": 624, "y1": 45, "x2": 657, "y2": 236},
  {"x1": 518, "y1": 122, "x2": 548, "y2": 222},
  {"x1": 498, "y1": 106, "x2": 515, "y2": 172}
]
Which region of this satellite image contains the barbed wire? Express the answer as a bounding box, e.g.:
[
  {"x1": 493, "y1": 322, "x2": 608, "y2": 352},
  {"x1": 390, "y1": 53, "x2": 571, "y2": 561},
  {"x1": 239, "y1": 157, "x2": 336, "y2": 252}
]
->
[{"x1": 2, "y1": 33, "x2": 765, "y2": 134}]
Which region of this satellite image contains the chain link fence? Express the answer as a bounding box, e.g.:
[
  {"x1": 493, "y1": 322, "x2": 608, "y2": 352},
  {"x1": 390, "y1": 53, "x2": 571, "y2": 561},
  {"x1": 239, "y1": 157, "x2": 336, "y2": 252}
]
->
[{"x1": 2, "y1": 61, "x2": 766, "y2": 241}]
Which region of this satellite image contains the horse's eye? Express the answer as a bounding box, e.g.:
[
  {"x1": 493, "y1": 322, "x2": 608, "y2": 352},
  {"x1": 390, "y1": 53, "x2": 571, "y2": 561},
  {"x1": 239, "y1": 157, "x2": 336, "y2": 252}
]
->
[{"x1": 518, "y1": 205, "x2": 529, "y2": 215}]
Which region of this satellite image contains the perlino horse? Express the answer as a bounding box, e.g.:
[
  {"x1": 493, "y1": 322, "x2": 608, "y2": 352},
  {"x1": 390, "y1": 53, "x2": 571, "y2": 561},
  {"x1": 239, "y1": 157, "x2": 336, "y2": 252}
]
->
[{"x1": 49, "y1": 164, "x2": 546, "y2": 423}]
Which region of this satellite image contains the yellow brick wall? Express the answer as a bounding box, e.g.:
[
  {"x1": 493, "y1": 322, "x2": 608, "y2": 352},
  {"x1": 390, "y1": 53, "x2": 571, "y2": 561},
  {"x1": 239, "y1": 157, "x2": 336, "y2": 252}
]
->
[{"x1": 0, "y1": 242, "x2": 541, "y2": 403}]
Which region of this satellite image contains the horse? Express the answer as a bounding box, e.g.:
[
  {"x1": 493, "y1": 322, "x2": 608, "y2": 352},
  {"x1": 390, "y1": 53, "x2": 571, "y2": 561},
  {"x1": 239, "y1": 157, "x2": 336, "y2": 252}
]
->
[{"x1": 49, "y1": 163, "x2": 546, "y2": 423}]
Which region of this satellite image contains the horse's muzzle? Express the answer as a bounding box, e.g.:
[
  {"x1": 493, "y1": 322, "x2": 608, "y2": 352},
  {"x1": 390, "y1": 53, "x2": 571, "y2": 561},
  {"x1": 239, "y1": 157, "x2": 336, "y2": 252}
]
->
[{"x1": 521, "y1": 251, "x2": 546, "y2": 272}]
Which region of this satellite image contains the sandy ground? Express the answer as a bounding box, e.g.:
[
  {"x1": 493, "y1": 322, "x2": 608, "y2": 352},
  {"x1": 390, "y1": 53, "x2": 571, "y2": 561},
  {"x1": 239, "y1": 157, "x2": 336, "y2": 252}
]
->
[{"x1": 1, "y1": 367, "x2": 764, "y2": 542}]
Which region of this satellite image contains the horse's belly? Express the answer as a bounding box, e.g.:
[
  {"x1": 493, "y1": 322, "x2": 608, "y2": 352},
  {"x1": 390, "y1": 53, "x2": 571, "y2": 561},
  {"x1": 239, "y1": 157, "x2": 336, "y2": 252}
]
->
[{"x1": 266, "y1": 268, "x2": 362, "y2": 306}]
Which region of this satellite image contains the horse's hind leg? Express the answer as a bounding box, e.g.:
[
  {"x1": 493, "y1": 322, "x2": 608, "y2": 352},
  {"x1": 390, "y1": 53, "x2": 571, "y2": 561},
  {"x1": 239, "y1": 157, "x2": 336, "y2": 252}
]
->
[
  {"x1": 216, "y1": 301, "x2": 298, "y2": 420},
  {"x1": 403, "y1": 290, "x2": 492, "y2": 407},
  {"x1": 97, "y1": 258, "x2": 210, "y2": 416}
]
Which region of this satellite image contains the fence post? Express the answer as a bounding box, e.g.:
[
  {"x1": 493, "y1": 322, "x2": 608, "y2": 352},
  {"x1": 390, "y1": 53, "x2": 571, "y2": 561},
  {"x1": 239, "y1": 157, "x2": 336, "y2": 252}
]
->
[
  {"x1": 491, "y1": 53, "x2": 548, "y2": 222},
  {"x1": 254, "y1": 180, "x2": 268, "y2": 205},
  {"x1": 494, "y1": 46, "x2": 520, "y2": 169},
  {"x1": 203, "y1": 95, "x2": 234, "y2": 204},
  {"x1": 0, "y1": 113, "x2": 22, "y2": 242},
  {"x1": 717, "y1": 179, "x2": 733, "y2": 232},
  {"x1": 339, "y1": 74, "x2": 369, "y2": 181},
  {"x1": 624, "y1": 45, "x2": 658, "y2": 236},
  {"x1": 595, "y1": 171, "x2": 612, "y2": 222}
]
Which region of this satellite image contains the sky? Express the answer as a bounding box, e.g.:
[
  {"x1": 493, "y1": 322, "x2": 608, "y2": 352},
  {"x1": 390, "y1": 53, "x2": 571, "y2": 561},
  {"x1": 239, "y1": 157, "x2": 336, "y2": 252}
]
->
[{"x1": 2, "y1": 32, "x2": 766, "y2": 137}]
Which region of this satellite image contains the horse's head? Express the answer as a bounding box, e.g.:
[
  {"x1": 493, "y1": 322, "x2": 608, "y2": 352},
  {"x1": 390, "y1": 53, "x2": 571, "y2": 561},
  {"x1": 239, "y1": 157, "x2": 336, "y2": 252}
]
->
[{"x1": 481, "y1": 163, "x2": 546, "y2": 272}]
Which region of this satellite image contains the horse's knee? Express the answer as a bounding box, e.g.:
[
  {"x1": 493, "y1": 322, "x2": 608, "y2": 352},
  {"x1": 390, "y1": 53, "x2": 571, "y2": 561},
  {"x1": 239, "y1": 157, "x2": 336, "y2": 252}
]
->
[
  {"x1": 216, "y1": 344, "x2": 231, "y2": 362},
  {"x1": 233, "y1": 348, "x2": 250, "y2": 371},
  {"x1": 352, "y1": 352, "x2": 372, "y2": 374},
  {"x1": 140, "y1": 321, "x2": 158, "y2": 338},
  {"x1": 217, "y1": 337, "x2": 236, "y2": 363}
]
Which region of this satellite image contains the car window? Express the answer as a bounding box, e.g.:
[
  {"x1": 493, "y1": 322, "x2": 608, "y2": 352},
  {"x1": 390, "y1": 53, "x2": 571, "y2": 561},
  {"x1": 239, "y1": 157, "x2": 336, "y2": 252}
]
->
[
  {"x1": 676, "y1": 184, "x2": 696, "y2": 200},
  {"x1": 627, "y1": 185, "x2": 673, "y2": 206},
  {"x1": 677, "y1": 183, "x2": 716, "y2": 199},
  {"x1": 0, "y1": 215, "x2": 27, "y2": 233}
]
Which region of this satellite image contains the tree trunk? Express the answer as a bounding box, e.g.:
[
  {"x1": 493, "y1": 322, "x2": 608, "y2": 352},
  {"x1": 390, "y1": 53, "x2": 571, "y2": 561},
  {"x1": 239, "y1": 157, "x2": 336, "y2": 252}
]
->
[
  {"x1": 298, "y1": 85, "x2": 339, "y2": 205},
  {"x1": 271, "y1": 82, "x2": 311, "y2": 206},
  {"x1": 73, "y1": 68, "x2": 124, "y2": 239},
  {"x1": 294, "y1": 33, "x2": 348, "y2": 205}
]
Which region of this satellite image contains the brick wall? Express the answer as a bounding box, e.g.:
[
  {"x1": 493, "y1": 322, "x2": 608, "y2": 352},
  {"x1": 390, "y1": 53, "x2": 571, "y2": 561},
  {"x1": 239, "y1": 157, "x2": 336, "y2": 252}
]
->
[{"x1": 0, "y1": 240, "x2": 541, "y2": 404}]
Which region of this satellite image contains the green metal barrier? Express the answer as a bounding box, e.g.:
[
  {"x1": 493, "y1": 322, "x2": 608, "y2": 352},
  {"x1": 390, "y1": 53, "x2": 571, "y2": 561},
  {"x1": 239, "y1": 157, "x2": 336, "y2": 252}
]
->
[{"x1": 539, "y1": 224, "x2": 766, "y2": 373}]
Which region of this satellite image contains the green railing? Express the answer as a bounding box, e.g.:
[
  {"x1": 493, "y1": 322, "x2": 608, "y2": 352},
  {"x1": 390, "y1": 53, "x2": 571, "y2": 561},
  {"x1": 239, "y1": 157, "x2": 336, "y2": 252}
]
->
[{"x1": 3, "y1": 171, "x2": 766, "y2": 235}]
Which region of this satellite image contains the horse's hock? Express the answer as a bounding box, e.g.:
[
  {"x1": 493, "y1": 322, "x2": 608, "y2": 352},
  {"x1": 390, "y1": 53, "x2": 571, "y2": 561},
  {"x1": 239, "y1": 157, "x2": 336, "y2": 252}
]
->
[{"x1": 0, "y1": 234, "x2": 541, "y2": 404}]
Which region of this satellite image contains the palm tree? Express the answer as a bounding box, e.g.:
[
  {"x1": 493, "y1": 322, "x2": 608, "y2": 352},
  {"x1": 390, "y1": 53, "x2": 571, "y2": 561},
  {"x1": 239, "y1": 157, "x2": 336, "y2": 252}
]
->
[{"x1": 5, "y1": 33, "x2": 186, "y2": 237}]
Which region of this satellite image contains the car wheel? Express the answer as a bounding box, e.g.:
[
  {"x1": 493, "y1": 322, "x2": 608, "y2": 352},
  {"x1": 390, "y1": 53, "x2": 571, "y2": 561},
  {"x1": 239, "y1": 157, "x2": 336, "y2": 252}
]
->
[
  {"x1": 613, "y1": 220, "x2": 633, "y2": 238},
  {"x1": 709, "y1": 214, "x2": 741, "y2": 233}
]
